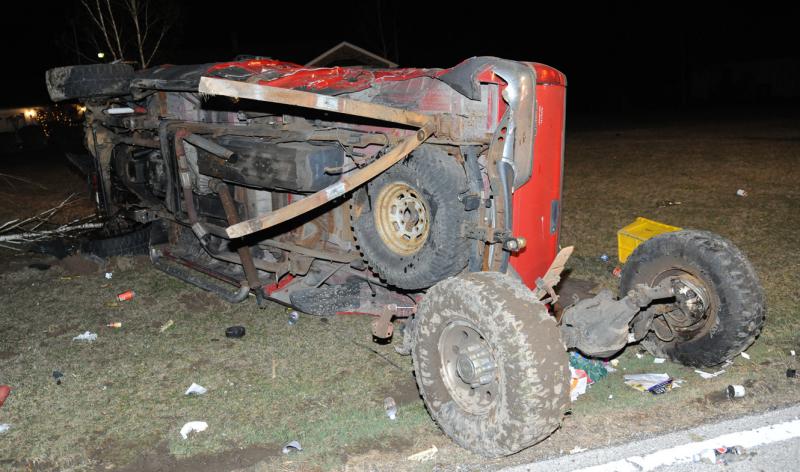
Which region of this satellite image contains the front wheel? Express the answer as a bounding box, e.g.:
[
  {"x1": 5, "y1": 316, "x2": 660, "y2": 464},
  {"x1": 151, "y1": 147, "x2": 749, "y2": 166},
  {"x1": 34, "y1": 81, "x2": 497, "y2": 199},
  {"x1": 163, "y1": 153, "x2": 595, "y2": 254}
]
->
[
  {"x1": 412, "y1": 272, "x2": 570, "y2": 458},
  {"x1": 621, "y1": 230, "x2": 766, "y2": 367}
]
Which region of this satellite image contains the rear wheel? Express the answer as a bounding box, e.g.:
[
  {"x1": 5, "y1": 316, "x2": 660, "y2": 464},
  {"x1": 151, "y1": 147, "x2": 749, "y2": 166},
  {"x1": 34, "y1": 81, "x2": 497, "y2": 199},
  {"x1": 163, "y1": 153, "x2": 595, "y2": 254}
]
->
[
  {"x1": 412, "y1": 272, "x2": 569, "y2": 457},
  {"x1": 621, "y1": 230, "x2": 766, "y2": 367}
]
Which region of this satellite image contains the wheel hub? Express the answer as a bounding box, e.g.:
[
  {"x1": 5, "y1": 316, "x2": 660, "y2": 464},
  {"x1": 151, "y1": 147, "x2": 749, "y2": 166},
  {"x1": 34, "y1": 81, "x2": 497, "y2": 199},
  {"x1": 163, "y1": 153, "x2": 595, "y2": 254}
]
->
[
  {"x1": 374, "y1": 182, "x2": 429, "y2": 256},
  {"x1": 456, "y1": 344, "x2": 496, "y2": 388},
  {"x1": 651, "y1": 269, "x2": 717, "y2": 342},
  {"x1": 438, "y1": 321, "x2": 498, "y2": 415}
]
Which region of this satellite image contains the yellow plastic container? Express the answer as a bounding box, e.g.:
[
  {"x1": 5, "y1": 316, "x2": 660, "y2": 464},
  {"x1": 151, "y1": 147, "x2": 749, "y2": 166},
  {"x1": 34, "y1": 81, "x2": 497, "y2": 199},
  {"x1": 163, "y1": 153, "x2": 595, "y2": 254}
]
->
[{"x1": 617, "y1": 217, "x2": 681, "y2": 263}]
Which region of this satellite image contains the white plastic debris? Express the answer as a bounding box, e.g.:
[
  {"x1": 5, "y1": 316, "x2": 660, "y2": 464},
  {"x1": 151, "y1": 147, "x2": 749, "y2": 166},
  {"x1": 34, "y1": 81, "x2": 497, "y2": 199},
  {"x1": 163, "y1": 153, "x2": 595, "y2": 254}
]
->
[
  {"x1": 653, "y1": 357, "x2": 666, "y2": 364},
  {"x1": 105, "y1": 272, "x2": 113, "y2": 280},
  {"x1": 72, "y1": 331, "x2": 98, "y2": 342},
  {"x1": 282, "y1": 440, "x2": 302, "y2": 454},
  {"x1": 569, "y1": 366, "x2": 588, "y2": 402},
  {"x1": 608, "y1": 394, "x2": 614, "y2": 399},
  {"x1": 185, "y1": 383, "x2": 208, "y2": 396},
  {"x1": 741, "y1": 352, "x2": 751, "y2": 360},
  {"x1": 636, "y1": 352, "x2": 644, "y2": 359},
  {"x1": 736, "y1": 189, "x2": 748, "y2": 197},
  {"x1": 624, "y1": 373, "x2": 673, "y2": 393},
  {"x1": 569, "y1": 446, "x2": 587, "y2": 454},
  {"x1": 407, "y1": 445, "x2": 438, "y2": 462},
  {"x1": 0, "y1": 424, "x2": 9, "y2": 434},
  {"x1": 384, "y1": 397, "x2": 397, "y2": 420},
  {"x1": 791, "y1": 350, "x2": 796, "y2": 357},
  {"x1": 179, "y1": 421, "x2": 208, "y2": 439},
  {"x1": 695, "y1": 369, "x2": 726, "y2": 379}
]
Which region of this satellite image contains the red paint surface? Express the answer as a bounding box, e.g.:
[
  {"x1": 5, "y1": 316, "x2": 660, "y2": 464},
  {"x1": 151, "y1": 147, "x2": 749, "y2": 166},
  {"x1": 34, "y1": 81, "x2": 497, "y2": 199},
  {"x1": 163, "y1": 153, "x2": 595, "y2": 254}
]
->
[
  {"x1": 509, "y1": 64, "x2": 567, "y2": 289},
  {"x1": 207, "y1": 59, "x2": 440, "y2": 94}
]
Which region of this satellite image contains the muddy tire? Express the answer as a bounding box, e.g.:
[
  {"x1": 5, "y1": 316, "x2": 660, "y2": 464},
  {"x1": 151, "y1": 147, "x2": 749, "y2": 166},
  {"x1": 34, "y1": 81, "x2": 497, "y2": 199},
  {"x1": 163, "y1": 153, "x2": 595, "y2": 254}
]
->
[
  {"x1": 412, "y1": 272, "x2": 570, "y2": 457},
  {"x1": 621, "y1": 230, "x2": 765, "y2": 367},
  {"x1": 351, "y1": 146, "x2": 474, "y2": 290},
  {"x1": 46, "y1": 64, "x2": 134, "y2": 102}
]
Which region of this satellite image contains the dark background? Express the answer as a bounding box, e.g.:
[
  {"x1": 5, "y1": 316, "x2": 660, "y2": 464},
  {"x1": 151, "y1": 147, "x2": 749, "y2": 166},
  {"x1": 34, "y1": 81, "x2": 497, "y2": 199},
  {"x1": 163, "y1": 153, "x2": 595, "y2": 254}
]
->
[{"x1": 3, "y1": 1, "x2": 799, "y2": 114}]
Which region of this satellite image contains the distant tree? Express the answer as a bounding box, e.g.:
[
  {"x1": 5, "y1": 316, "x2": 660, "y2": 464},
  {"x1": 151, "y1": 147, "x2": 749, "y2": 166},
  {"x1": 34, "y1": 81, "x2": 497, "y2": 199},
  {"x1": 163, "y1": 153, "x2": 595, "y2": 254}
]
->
[{"x1": 77, "y1": 0, "x2": 176, "y2": 68}]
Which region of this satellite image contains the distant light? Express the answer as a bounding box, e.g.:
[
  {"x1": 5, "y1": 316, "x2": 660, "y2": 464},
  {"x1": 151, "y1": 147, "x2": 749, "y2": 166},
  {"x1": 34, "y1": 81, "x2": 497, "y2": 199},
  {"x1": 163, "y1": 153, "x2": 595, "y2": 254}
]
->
[
  {"x1": 24, "y1": 109, "x2": 37, "y2": 118},
  {"x1": 77, "y1": 105, "x2": 87, "y2": 114},
  {"x1": 97, "y1": 52, "x2": 105, "y2": 59}
]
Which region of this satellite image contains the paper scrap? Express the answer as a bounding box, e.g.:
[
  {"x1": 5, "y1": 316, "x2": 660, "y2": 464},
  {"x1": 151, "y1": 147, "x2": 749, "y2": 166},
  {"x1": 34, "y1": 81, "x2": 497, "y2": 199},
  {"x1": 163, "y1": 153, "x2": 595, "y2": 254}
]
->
[
  {"x1": 741, "y1": 352, "x2": 751, "y2": 360},
  {"x1": 72, "y1": 331, "x2": 97, "y2": 342},
  {"x1": 695, "y1": 369, "x2": 726, "y2": 379},
  {"x1": 185, "y1": 383, "x2": 207, "y2": 396},
  {"x1": 407, "y1": 445, "x2": 438, "y2": 462},
  {"x1": 653, "y1": 357, "x2": 666, "y2": 364}
]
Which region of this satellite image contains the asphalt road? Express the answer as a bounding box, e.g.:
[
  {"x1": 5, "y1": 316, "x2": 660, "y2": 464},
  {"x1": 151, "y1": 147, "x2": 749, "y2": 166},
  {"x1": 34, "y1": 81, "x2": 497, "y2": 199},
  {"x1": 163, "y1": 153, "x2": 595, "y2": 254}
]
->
[{"x1": 502, "y1": 404, "x2": 800, "y2": 471}]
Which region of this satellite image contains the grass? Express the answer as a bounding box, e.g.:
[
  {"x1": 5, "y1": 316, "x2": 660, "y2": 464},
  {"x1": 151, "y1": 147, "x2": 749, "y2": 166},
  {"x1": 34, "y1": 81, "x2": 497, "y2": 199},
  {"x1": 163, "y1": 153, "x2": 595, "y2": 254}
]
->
[{"x1": 1, "y1": 115, "x2": 799, "y2": 471}]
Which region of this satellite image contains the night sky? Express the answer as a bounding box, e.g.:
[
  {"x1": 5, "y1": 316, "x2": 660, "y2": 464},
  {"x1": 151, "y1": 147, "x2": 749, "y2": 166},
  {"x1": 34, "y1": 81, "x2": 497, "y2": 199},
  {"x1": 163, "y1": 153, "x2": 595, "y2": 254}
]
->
[{"x1": 3, "y1": 1, "x2": 799, "y2": 112}]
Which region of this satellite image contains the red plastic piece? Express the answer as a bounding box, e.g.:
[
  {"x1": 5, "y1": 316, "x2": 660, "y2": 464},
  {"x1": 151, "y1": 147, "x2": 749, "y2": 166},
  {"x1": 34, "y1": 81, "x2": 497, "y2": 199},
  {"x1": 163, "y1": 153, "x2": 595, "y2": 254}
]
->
[{"x1": 0, "y1": 385, "x2": 10, "y2": 408}]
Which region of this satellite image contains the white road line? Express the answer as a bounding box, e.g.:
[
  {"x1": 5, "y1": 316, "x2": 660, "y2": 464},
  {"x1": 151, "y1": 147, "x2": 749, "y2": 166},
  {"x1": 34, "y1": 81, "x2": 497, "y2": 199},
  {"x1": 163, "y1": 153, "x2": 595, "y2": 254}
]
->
[{"x1": 574, "y1": 419, "x2": 800, "y2": 472}]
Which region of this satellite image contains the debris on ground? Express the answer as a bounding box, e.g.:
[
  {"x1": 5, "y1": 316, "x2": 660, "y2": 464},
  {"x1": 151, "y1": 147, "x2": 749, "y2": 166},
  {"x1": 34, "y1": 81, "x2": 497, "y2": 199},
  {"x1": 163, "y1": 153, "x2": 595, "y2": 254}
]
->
[
  {"x1": 0, "y1": 385, "x2": 10, "y2": 408},
  {"x1": 791, "y1": 350, "x2": 796, "y2": 357},
  {"x1": 116, "y1": 290, "x2": 135, "y2": 302},
  {"x1": 656, "y1": 199, "x2": 682, "y2": 208},
  {"x1": 714, "y1": 445, "x2": 746, "y2": 465},
  {"x1": 636, "y1": 352, "x2": 644, "y2": 359},
  {"x1": 599, "y1": 254, "x2": 610, "y2": 262},
  {"x1": 653, "y1": 357, "x2": 666, "y2": 364},
  {"x1": 72, "y1": 331, "x2": 98, "y2": 342},
  {"x1": 384, "y1": 396, "x2": 397, "y2": 420},
  {"x1": 407, "y1": 445, "x2": 438, "y2": 462},
  {"x1": 726, "y1": 384, "x2": 746, "y2": 398},
  {"x1": 106, "y1": 322, "x2": 122, "y2": 328},
  {"x1": 179, "y1": 421, "x2": 208, "y2": 439},
  {"x1": 184, "y1": 383, "x2": 208, "y2": 396},
  {"x1": 695, "y1": 369, "x2": 726, "y2": 379},
  {"x1": 570, "y1": 352, "x2": 609, "y2": 383},
  {"x1": 159, "y1": 320, "x2": 174, "y2": 332},
  {"x1": 695, "y1": 445, "x2": 747, "y2": 465},
  {"x1": 787, "y1": 369, "x2": 797, "y2": 378},
  {"x1": 741, "y1": 352, "x2": 751, "y2": 360},
  {"x1": 0, "y1": 424, "x2": 9, "y2": 434},
  {"x1": 570, "y1": 366, "x2": 589, "y2": 401},
  {"x1": 225, "y1": 326, "x2": 246, "y2": 338},
  {"x1": 52, "y1": 371, "x2": 64, "y2": 385},
  {"x1": 288, "y1": 310, "x2": 299, "y2": 326},
  {"x1": 624, "y1": 373, "x2": 679, "y2": 394},
  {"x1": 569, "y1": 446, "x2": 587, "y2": 454},
  {"x1": 105, "y1": 272, "x2": 113, "y2": 279},
  {"x1": 281, "y1": 440, "x2": 302, "y2": 454},
  {"x1": 612, "y1": 266, "x2": 622, "y2": 278},
  {"x1": 736, "y1": 189, "x2": 748, "y2": 197}
]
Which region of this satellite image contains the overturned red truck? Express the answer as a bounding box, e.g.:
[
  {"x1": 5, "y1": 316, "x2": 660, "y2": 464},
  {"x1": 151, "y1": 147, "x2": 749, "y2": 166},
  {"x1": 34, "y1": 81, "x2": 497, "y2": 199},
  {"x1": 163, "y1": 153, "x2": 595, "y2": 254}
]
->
[{"x1": 46, "y1": 57, "x2": 765, "y2": 457}]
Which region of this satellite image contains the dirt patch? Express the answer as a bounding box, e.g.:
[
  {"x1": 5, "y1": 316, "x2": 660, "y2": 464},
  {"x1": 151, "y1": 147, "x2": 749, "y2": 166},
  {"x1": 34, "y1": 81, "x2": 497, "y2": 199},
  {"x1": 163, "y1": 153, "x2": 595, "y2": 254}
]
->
[
  {"x1": 341, "y1": 436, "x2": 415, "y2": 467},
  {"x1": 0, "y1": 350, "x2": 18, "y2": 360},
  {"x1": 177, "y1": 291, "x2": 225, "y2": 313},
  {"x1": 58, "y1": 254, "x2": 104, "y2": 275},
  {"x1": 381, "y1": 378, "x2": 421, "y2": 407},
  {"x1": 102, "y1": 441, "x2": 282, "y2": 472}
]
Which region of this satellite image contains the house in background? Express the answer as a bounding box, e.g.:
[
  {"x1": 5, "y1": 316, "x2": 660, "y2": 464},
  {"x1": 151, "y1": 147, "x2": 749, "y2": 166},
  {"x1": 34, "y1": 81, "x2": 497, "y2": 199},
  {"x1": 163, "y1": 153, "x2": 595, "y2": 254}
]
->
[{"x1": 305, "y1": 41, "x2": 397, "y2": 68}]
